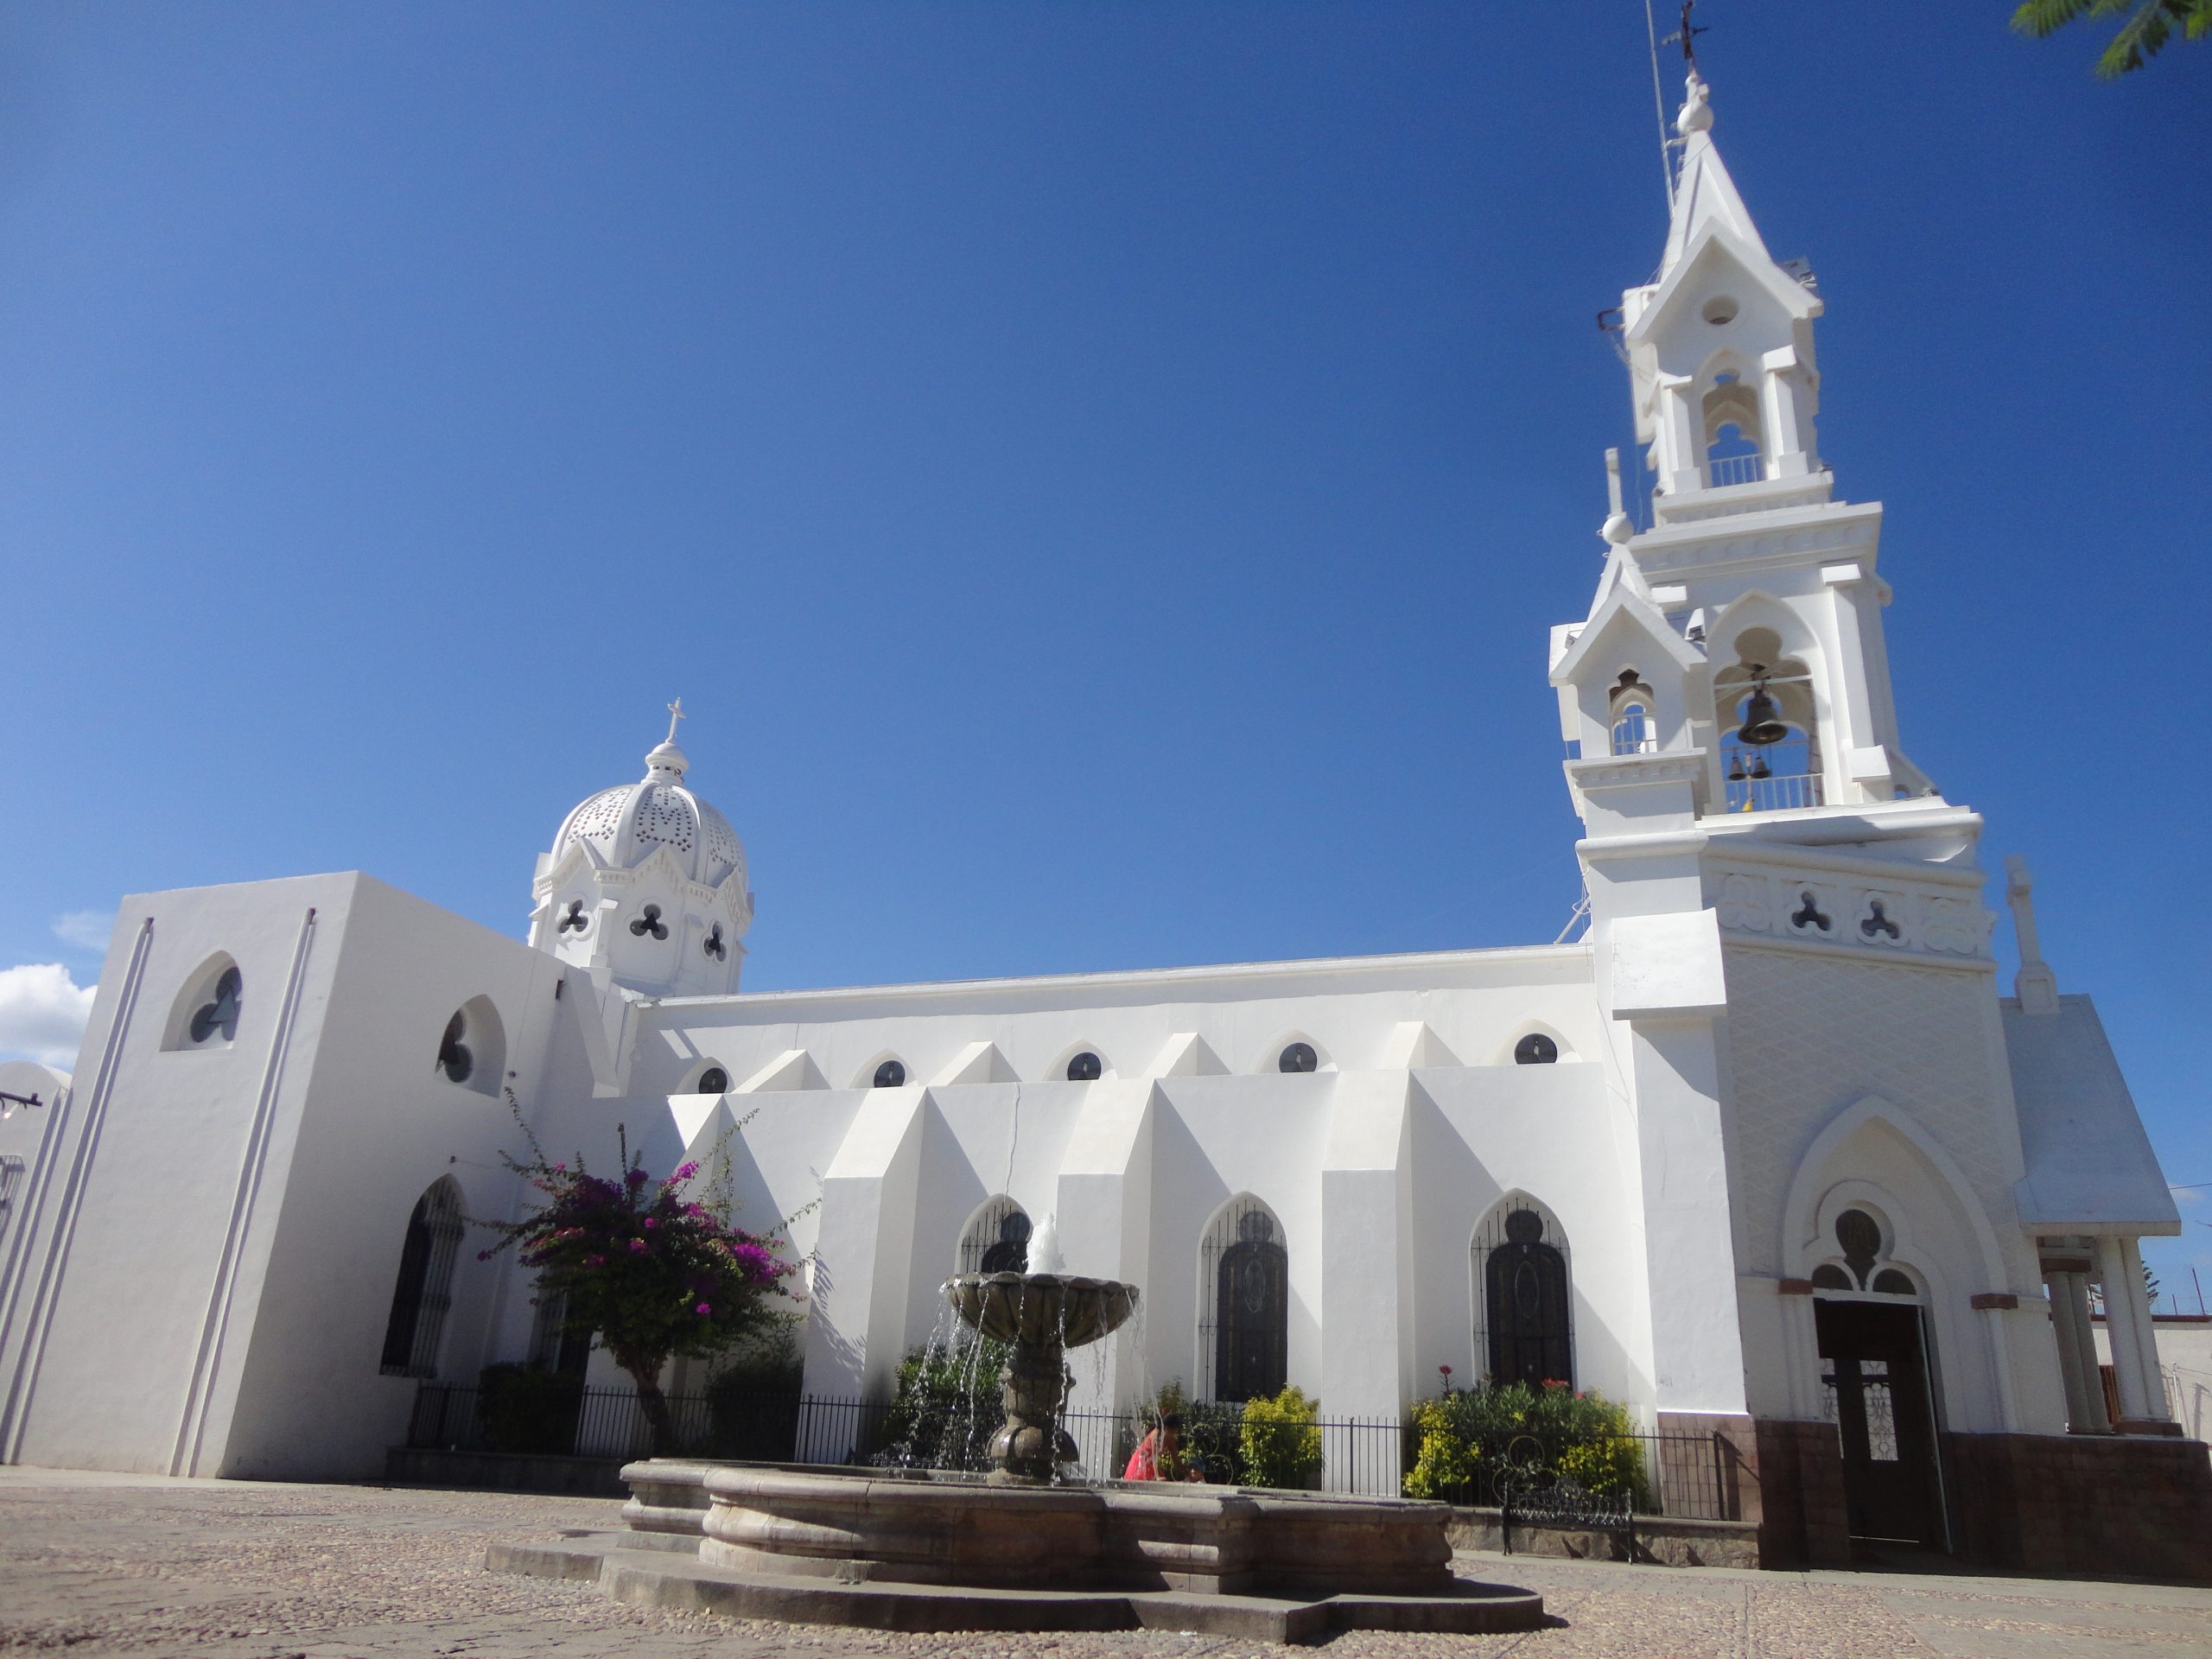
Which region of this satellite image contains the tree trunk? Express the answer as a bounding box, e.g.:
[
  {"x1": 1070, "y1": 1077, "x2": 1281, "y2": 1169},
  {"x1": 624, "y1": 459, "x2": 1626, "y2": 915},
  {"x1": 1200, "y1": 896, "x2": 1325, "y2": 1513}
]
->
[{"x1": 628, "y1": 1364, "x2": 676, "y2": 1457}]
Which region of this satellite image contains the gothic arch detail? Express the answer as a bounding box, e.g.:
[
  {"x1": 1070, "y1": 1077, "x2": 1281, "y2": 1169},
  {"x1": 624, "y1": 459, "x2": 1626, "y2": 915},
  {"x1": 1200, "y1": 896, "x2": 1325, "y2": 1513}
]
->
[
  {"x1": 165, "y1": 953, "x2": 243, "y2": 1051},
  {"x1": 1198, "y1": 1193, "x2": 1287, "y2": 1403},
  {"x1": 433, "y1": 995, "x2": 505, "y2": 1096},
  {"x1": 957, "y1": 1195, "x2": 1031, "y2": 1275},
  {"x1": 1471, "y1": 1193, "x2": 1574, "y2": 1389},
  {"x1": 378, "y1": 1177, "x2": 466, "y2": 1378}
]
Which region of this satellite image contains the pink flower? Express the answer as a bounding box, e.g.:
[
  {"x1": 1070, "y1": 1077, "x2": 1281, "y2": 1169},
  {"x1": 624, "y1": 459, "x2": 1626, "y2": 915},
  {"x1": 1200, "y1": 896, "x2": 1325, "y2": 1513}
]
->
[
  {"x1": 629, "y1": 1238, "x2": 647, "y2": 1253},
  {"x1": 695, "y1": 1302, "x2": 712, "y2": 1316},
  {"x1": 643, "y1": 1217, "x2": 658, "y2": 1230},
  {"x1": 675, "y1": 1161, "x2": 700, "y2": 1182}
]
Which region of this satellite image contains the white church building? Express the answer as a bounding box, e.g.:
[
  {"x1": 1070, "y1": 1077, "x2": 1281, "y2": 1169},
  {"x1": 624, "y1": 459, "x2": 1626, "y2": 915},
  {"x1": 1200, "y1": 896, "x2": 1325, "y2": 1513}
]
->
[{"x1": 2, "y1": 71, "x2": 2203, "y2": 1574}]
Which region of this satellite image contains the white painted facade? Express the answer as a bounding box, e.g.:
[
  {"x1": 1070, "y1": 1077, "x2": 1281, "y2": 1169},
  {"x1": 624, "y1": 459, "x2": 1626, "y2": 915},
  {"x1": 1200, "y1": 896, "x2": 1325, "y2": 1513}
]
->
[{"x1": 0, "y1": 73, "x2": 2182, "y2": 1490}]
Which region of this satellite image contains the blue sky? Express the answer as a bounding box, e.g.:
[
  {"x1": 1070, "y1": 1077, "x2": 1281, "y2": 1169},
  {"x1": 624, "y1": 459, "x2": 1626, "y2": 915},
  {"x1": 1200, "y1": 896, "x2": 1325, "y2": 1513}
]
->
[{"x1": 3, "y1": 5, "x2": 2207, "y2": 1289}]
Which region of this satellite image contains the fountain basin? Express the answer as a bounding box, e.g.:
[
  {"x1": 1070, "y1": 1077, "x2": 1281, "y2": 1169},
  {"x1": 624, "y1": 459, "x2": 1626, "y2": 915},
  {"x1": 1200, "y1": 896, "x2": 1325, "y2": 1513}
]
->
[
  {"x1": 495, "y1": 1458, "x2": 1548, "y2": 1641},
  {"x1": 696, "y1": 1464, "x2": 1453, "y2": 1597},
  {"x1": 941, "y1": 1271, "x2": 1137, "y2": 1348}
]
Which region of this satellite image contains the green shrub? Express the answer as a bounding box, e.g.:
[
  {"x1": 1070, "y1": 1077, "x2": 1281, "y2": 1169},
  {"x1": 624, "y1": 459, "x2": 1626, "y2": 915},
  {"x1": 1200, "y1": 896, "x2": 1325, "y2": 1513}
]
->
[
  {"x1": 476, "y1": 1363, "x2": 584, "y2": 1455},
  {"x1": 1398, "y1": 1381, "x2": 1649, "y2": 1508},
  {"x1": 1239, "y1": 1386, "x2": 1323, "y2": 1490},
  {"x1": 702, "y1": 1319, "x2": 804, "y2": 1459},
  {"x1": 1402, "y1": 1397, "x2": 1478, "y2": 1499},
  {"x1": 877, "y1": 1334, "x2": 1009, "y2": 1471}
]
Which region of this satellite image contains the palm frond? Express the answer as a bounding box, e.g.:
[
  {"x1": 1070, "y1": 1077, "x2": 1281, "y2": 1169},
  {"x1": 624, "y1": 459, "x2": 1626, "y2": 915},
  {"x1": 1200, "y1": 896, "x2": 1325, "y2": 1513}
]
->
[
  {"x1": 2095, "y1": 0, "x2": 2179, "y2": 73},
  {"x1": 2011, "y1": 0, "x2": 2127, "y2": 38}
]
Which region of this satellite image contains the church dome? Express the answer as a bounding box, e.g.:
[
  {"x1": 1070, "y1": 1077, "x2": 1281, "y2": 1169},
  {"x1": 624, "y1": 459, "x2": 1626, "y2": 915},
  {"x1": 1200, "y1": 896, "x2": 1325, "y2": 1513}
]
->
[{"x1": 550, "y1": 716, "x2": 747, "y2": 893}]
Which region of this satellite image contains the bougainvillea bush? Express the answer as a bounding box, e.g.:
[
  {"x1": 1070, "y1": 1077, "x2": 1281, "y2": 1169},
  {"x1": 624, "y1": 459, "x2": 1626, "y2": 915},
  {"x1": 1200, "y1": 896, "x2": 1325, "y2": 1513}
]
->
[
  {"x1": 1402, "y1": 1379, "x2": 1648, "y2": 1507},
  {"x1": 477, "y1": 1109, "x2": 799, "y2": 1451}
]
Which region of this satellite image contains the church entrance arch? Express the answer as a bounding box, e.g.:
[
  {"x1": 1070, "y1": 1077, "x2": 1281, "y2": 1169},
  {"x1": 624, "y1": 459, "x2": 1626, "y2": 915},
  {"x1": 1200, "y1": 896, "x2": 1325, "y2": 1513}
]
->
[
  {"x1": 1808, "y1": 1204, "x2": 1945, "y2": 1551},
  {"x1": 1814, "y1": 1297, "x2": 1942, "y2": 1551}
]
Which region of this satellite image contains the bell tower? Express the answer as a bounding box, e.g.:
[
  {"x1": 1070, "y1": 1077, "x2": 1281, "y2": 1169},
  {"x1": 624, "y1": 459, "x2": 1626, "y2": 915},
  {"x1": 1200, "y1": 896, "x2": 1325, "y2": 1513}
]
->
[
  {"x1": 1545, "y1": 68, "x2": 2006, "y2": 1438},
  {"x1": 1552, "y1": 68, "x2": 1942, "y2": 830}
]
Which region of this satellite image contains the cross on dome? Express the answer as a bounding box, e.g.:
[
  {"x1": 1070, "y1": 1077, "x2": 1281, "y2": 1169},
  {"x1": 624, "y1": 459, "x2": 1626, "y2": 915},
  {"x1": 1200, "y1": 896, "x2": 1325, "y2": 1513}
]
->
[{"x1": 646, "y1": 697, "x2": 690, "y2": 780}]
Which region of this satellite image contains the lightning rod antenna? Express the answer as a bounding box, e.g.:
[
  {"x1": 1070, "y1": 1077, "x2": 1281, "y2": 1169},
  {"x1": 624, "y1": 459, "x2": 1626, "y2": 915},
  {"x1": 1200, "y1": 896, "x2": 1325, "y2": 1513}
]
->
[{"x1": 1643, "y1": 0, "x2": 1675, "y2": 203}]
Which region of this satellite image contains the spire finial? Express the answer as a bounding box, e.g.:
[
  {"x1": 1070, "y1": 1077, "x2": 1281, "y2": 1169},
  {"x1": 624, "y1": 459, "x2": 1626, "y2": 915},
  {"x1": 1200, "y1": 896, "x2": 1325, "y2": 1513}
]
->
[
  {"x1": 1664, "y1": 3, "x2": 1713, "y2": 135},
  {"x1": 1664, "y1": 1, "x2": 1707, "y2": 72},
  {"x1": 2005, "y1": 855, "x2": 2061, "y2": 1015},
  {"x1": 645, "y1": 697, "x2": 691, "y2": 780}
]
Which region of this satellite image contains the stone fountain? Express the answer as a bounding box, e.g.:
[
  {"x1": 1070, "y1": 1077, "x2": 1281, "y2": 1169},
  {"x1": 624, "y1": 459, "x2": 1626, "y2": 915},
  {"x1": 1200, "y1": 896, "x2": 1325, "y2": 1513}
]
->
[
  {"x1": 941, "y1": 1225, "x2": 1138, "y2": 1482},
  {"x1": 486, "y1": 1233, "x2": 1543, "y2": 1641}
]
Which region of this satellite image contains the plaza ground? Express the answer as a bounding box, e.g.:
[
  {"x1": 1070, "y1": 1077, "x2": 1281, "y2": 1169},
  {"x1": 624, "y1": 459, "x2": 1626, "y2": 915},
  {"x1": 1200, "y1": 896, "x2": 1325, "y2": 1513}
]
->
[{"x1": 2, "y1": 1468, "x2": 2208, "y2": 1657}]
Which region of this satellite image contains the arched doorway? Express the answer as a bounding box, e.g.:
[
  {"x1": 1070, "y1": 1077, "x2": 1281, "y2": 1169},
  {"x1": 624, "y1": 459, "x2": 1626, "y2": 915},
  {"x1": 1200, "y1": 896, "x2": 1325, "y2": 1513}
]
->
[
  {"x1": 378, "y1": 1179, "x2": 465, "y2": 1378},
  {"x1": 1810, "y1": 1207, "x2": 1943, "y2": 1550}
]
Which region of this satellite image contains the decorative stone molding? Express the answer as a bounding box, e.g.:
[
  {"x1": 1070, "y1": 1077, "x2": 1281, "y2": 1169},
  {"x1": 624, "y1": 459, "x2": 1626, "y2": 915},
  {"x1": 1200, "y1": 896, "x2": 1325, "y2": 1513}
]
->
[
  {"x1": 1567, "y1": 752, "x2": 1705, "y2": 792},
  {"x1": 1711, "y1": 865, "x2": 1993, "y2": 963},
  {"x1": 1969, "y1": 1293, "x2": 2018, "y2": 1311},
  {"x1": 1634, "y1": 513, "x2": 1875, "y2": 580}
]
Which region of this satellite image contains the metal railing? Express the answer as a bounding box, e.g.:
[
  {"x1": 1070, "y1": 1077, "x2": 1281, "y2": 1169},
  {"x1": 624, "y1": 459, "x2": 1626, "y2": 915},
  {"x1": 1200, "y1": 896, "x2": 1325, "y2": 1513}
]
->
[
  {"x1": 1722, "y1": 736, "x2": 1822, "y2": 813},
  {"x1": 1704, "y1": 452, "x2": 1764, "y2": 488},
  {"x1": 1412, "y1": 1428, "x2": 1745, "y2": 1522},
  {"x1": 1610, "y1": 709, "x2": 1657, "y2": 755},
  {"x1": 404, "y1": 1382, "x2": 1743, "y2": 1519}
]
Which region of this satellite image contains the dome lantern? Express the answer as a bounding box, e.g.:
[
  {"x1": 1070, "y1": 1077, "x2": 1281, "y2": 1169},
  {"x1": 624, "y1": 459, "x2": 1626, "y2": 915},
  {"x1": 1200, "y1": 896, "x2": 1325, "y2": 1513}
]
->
[{"x1": 531, "y1": 700, "x2": 753, "y2": 995}]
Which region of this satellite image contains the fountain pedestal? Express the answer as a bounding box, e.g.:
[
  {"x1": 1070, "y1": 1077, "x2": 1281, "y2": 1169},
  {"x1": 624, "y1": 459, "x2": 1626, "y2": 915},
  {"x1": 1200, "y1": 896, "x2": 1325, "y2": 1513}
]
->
[{"x1": 942, "y1": 1269, "x2": 1138, "y2": 1484}]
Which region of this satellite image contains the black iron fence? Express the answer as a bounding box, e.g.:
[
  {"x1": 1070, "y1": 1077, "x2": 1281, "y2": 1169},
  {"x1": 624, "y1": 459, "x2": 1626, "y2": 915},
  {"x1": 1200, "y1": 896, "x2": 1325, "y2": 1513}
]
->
[
  {"x1": 1408, "y1": 1427, "x2": 1745, "y2": 1522},
  {"x1": 404, "y1": 1381, "x2": 1743, "y2": 1519}
]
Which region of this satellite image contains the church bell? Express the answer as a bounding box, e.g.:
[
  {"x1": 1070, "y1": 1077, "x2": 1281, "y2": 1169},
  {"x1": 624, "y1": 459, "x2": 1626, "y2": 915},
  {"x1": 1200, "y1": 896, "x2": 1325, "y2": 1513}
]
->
[{"x1": 1735, "y1": 678, "x2": 1789, "y2": 747}]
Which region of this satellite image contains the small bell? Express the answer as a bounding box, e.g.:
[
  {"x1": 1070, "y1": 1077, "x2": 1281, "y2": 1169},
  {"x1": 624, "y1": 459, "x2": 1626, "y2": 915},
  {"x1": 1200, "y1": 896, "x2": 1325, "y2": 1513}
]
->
[
  {"x1": 1749, "y1": 753, "x2": 1771, "y2": 780},
  {"x1": 1727, "y1": 753, "x2": 1746, "y2": 782},
  {"x1": 1735, "y1": 677, "x2": 1789, "y2": 747}
]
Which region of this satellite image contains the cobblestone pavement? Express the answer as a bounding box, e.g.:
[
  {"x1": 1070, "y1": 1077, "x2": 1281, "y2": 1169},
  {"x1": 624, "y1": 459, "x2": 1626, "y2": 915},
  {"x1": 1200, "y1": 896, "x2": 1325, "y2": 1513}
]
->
[{"x1": 3, "y1": 1468, "x2": 2209, "y2": 1658}]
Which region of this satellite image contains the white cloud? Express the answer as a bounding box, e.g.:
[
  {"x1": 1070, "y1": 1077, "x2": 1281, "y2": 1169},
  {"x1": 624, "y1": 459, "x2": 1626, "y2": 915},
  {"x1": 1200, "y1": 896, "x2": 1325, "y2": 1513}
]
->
[
  {"x1": 51, "y1": 910, "x2": 115, "y2": 953},
  {"x1": 0, "y1": 963, "x2": 96, "y2": 1067}
]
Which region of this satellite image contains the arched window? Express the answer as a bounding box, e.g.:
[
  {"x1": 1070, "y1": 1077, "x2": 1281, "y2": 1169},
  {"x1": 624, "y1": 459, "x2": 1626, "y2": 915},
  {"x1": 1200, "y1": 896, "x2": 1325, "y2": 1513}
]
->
[
  {"x1": 1200, "y1": 1196, "x2": 1288, "y2": 1403},
  {"x1": 379, "y1": 1178, "x2": 465, "y2": 1378},
  {"x1": 166, "y1": 955, "x2": 243, "y2": 1051},
  {"x1": 1609, "y1": 670, "x2": 1658, "y2": 756},
  {"x1": 433, "y1": 997, "x2": 505, "y2": 1097},
  {"x1": 1472, "y1": 1197, "x2": 1573, "y2": 1389},
  {"x1": 959, "y1": 1196, "x2": 1031, "y2": 1275},
  {"x1": 694, "y1": 1065, "x2": 729, "y2": 1095},
  {"x1": 1277, "y1": 1041, "x2": 1318, "y2": 1074},
  {"x1": 871, "y1": 1058, "x2": 906, "y2": 1089},
  {"x1": 1514, "y1": 1033, "x2": 1559, "y2": 1065},
  {"x1": 1714, "y1": 627, "x2": 1821, "y2": 811},
  {"x1": 1700, "y1": 367, "x2": 1764, "y2": 487},
  {"x1": 1065, "y1": 1050, "x2": 1103, "y2": 1082}
]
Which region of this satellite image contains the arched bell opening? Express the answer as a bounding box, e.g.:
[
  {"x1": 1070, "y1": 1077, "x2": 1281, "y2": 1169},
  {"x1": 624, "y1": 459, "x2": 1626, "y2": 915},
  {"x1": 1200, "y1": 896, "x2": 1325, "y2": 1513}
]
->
[
  {"x1": 1700, "y1": 365, "x2": 1765, "y2": 488},
  {"x1": 1714, "y1": 626, "x2": 1821, "y2": 811},
  {"x1": 1608, "y1": 668, "x2": 1658, "y2": 755}
]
